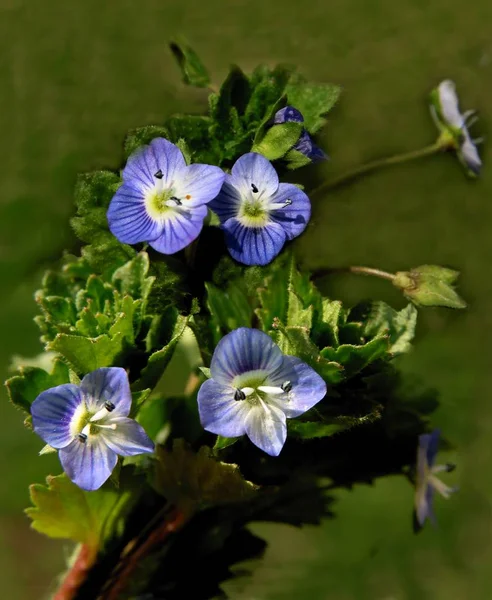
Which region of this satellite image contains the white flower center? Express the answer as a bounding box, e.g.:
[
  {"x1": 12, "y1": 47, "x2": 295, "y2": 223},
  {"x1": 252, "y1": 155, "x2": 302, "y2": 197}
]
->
[
  {"x1": 237, "y1": 183, "x2": 292, "y2": 227},
  {"x1": 232, "y1": 371, "x2": 292, "y2": 405},
  {"x1": 69, "y1": 402, "x2": 118, "y2": 444}
]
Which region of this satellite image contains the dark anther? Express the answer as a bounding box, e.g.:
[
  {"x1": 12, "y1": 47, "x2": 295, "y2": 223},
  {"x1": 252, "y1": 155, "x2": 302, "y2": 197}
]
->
[
  {"x1": 284, "y1": 199, "x2": 292, "y2": 206},
  {"x1": 78, "y1": 433, "x2": 88, "y2": 443},
  {"x1": 154, "y1": 169, "x2": 163, "y2": 179},
  {"x1": 445, "y1": 463, "x2": 457, "y2": 472},
  {"x1": 170, "y1": 196, "x2": 182, "y2": 206},
  {"x1": 281, "y1": 380, "x2": 292, "y2": 393},
  {"x1": 104, "y1": 401, "x2": 115, "y2": 412},
  {"x1": 251, "y1": 183, "x2": 259, "y2": 193},
  {"x1": 234, "y1": 389, "x2": 246, "y2": 401}
]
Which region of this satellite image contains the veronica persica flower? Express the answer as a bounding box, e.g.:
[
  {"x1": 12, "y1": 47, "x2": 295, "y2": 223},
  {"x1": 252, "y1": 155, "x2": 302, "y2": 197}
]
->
[
  {"x1": 31, "y1": 367, "x2": 154, "y2": 491},
  {"x1": 415, "y1": 429, "x2": 457, "y2": 527},
  {"x1": 197, "y1": 328, "x2": 327, "y2": 456},
  {"x1": 107, "y1": 137, "x2": 225, "y2": 254},
  {"x1": 209, "y1": 153, "x2": 311, "y2": 265},
  {"x1": 430, "y1": 80, "x2": 482, "y2": 176},
  {"x1": 274, "y1": 106, "x2": 328, "y2": 162}
]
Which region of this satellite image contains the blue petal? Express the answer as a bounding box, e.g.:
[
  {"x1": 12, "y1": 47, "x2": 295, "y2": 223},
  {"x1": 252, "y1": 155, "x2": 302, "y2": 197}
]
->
[
  {"x1": 230, "y1": 153, "x2": 279, "y2": 198},
  {"x1": 197, "y1": 379, "x2": 250, "y2": 437},
  {"x1": 107, "y1": 182, "x2": 163, "y2": 244},
  {"x1": 415, "y1": 480, "x2": 434, "y2": 527},
  {"x1": 460, "y1": 134, "x2": 481, "y2": 175},
  {"x1": 269, "y1": 183, "x2": 311, "y2": 241},
  {"x1": 419, "y1": 429, "x2": 440, "y2": 468},
  {"x1": 274, "y1": 106, "x2": 304, "y2": 124},
  {"x1": 244, "y1": 402, "x2": 287, "y2": 456},
  {"x1": 210, "y1": 328, "x2": 284, "y2": 384},
  {"x1": 223, "y1": 219, "x2": 286, "y2": 266},
  {"x1": 267, "y1": 356, "x2": 326, "y2": 418},
  {"x1": 208, "y1": 177, "x2": 242, "y2": 224},
  {"x1": 59, "y1": 438, "x2": 117, "y2": 491},
  {"x1": 123, "y1": 138, "x2": 186, "y2": 189},
  {"x1": 31, "y1": 384, "x2": 82, "y2": 449},
  {"x1": 80, "y1": 368, "x2": 132, "y2": 417},
  {"x1": 101, "y1": 417, "x2": 154, "y2": 456},
  {"x1": 294, "y1": 130, "x2": 328, "y2": 162},
  {"x1": 173, "y1": 164, "x2": 225, "y2": 207},
  {"x1": 148, "y1": 204, "x2": 208, "y2": 254}
]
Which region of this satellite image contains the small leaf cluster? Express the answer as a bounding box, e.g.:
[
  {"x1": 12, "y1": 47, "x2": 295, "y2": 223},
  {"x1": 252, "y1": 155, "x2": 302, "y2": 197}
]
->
[{"x1": 7, "y1": 251, "x2": 190, "y2": 416}]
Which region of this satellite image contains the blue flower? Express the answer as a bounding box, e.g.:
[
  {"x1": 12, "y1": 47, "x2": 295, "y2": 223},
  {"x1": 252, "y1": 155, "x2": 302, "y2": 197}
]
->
[
  {"x1": 209, "y1": 153, "x2": 311, "y2": 265},
  {"x1": 107, "y1": 138, "x2": 225, "y2": 254},
  {"x1": 430, "y1": 80, "x2": 482, "y2": 176},
  {"x1": 274, "y1": 106, "x2": 328, "y2": 162},
  {"x1": 415, "y1": 429, "x2": 457, "y2": 527},
  {"x1": 31, "y1": 367, "x2": 154, "y2": 491},
  {"x1": 197, "y1": 328, "x2": 327, "y2": 456}
]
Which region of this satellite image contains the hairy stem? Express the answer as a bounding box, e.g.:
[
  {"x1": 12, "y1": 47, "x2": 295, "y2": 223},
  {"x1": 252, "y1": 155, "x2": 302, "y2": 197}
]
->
[
  {"x1": 53, "y1": 544, "x2": 97, "y2": 600},
  {"x1": 100, "y1": 508, "x2": 188, "y2": 600},
  {"x1": 310, "y1": 142, "x2": 442, "y2": 196},
  {"x1": 314, "y1": 265, "x2": 396, "y2": 282}
]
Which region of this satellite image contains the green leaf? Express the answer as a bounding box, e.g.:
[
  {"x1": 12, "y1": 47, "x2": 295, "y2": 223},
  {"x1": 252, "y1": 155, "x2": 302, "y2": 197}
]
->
[
  {"x1": 313, "y1": 298, "x2": 344, "y2": 347},
  {"x1": 71, "y1": 171, "x2": 135, "y2": 272},
  {"x1": 284, "y1": 148, "x2": 313, "y2": 170},
  {"x1": 286, "y1": 75, "x2": 341, "y2": 133},
  {"x1": 320, "y1": 335, "x2": 389, "y2": 377},
  {"x1": 5, "y1": 359, "x2": 70, "y2": 414},
  {"x1": 245, "y1": 64, "x2": 294, "y2": 126},
  {"x1": 47, "y1": 331, "x2": 128, "y2": 374},
  {"x1": 25, "y1": 473, "x2": 138, "y2": 549},
  {"x1": 214, "y1": 435, "x2": 241, "y2": 451},
  {"x1": 169, "y1": 39, "x2": 210, "y2": 88},
  {"x1": 205, "y1": 281, "x2": 254, "y2": 333},
  {"x1": 209, "y1": 66, "x2": 251, "y2": 161},
  {"x1": 288, "y1": 420, "x2": 347, "y2": 439},
  {"x1": 273, "y1": 324, "x2": 343, "y2": 384},
  {"x1": 165, "y1": 115, "x2": 220, "y2": 165},
  {"x1": 124, "y1": 125, "x2": 170, "y2": 157},
  {"x1": 393, "y1": 265, "x2": 467, "y2": 309},
  {"x1": 252, "y1": 121, "x2": 303, "y2": 160},
  {"x1": 256, "y1": 254, "x2": 320, "y2": 332},
  {"x1": 154, "y1": 440, "x2": 257, "y2": 511},
  {"x1": 133, "y1": 315, "x2": 190, "y2": 391},
  {"x1": 361, "y1": 301, "x2": 418, "y2": 355},
  {"x1": 198, "y1": 366, "x2": 211, "y2": 379}
]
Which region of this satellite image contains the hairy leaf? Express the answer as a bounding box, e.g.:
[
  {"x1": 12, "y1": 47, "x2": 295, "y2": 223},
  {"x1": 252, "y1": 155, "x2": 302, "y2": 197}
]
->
[
  {"x1": 154, "y1": 440, "x2": 257, "y2": 511},
  {"x1": 169, "y1": 39, "x2": 210, "y2": 88}
]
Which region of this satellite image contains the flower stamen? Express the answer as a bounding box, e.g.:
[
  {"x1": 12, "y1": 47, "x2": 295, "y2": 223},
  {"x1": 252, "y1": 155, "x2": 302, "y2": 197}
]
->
[
  {"x1": 234, "y1": 389, "x2": 246, "y2": 401},
  {"x1": 251, "y1": 183, "x2": 259, "y2": 193},
  {"x1": 154, "y1": 169, "x2": 163, "y2": 179},
  {"x1": 281, "y1": 380, "x2": 292, "y2": 392}
]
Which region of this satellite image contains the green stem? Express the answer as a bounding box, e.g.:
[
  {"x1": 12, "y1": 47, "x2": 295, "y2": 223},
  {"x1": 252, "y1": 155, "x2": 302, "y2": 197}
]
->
[
  {"x1": 310, "y1": 142, "x2": 442, "y2": 196},
  {"x1": 314, "y1": 265, "x2": 396, "y2": 282}
]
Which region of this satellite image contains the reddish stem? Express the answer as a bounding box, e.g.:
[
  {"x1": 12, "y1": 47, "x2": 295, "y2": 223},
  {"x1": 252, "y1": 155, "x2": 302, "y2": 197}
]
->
[
  {"x1": 101, "y1": 507, "x2": 188, "y2": 600},
  {"x1": 53, "y1": 544, "x2": 97, "y2": 600}
]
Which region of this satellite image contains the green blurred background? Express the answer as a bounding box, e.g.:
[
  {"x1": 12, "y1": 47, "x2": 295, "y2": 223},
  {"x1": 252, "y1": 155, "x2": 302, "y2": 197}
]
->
[{"x1": 2, "y1": 0, "x2": 491, "y2": 598}]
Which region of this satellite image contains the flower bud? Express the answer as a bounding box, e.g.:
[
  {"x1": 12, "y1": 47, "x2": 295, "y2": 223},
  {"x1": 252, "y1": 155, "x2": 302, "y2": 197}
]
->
[{"x1": 393, "y1": 264, "x2": 466, "y2": 309}]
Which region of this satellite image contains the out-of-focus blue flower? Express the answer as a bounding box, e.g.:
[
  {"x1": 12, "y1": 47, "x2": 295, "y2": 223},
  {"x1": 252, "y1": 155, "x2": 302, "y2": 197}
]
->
[
  {"x1": 415, "y1": 429, "x2": 457, "y2": 527},
  {"x1": 107, "y1": 138, "x2": 225, "y2": 254},
  {"x1": 197, "y1": 328, "x2": 327, "y2": 456},
  {"x1": 209, "y1": 153, "x2": 311, "y2": 265},
  {"x1": 31, "y1": 367, "x2": 154, "y2": 491},
  {"x1": 274, "y1": 105, "x2": 328, "y2": 162},
  {"x1": 430, "y1": 80, "x2": 482, "y2": 177}
]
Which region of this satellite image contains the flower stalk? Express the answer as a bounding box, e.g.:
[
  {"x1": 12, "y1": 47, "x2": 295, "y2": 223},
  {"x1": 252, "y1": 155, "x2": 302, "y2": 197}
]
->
[{"x1": 310, "y1": 142, "x2": 443, "y2": 197}]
